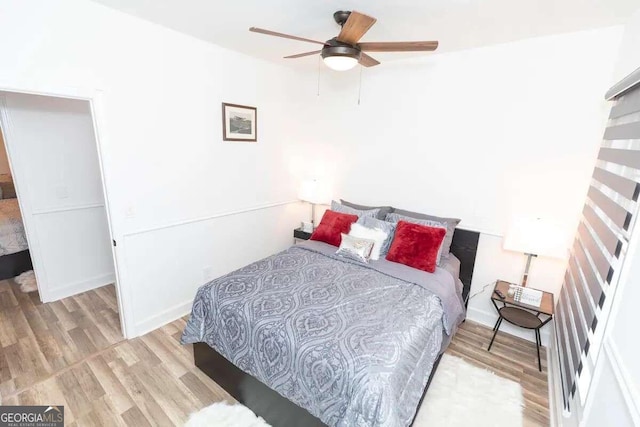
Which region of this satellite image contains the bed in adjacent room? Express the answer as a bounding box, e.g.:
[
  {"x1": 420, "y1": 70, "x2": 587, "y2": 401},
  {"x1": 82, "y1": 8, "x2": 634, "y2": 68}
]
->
[
  {"x1": 0, "y1": 177, "x2": 33, "y2": 280},
  {"x1": 181, "y1": 203, "x2": 479, "y2": 427}
]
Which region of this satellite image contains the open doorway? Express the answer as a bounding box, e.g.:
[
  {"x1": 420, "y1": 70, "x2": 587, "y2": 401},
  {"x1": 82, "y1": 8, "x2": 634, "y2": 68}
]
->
[{"x1": 0, "y1": 92, "x2": 123, "y2": 392}]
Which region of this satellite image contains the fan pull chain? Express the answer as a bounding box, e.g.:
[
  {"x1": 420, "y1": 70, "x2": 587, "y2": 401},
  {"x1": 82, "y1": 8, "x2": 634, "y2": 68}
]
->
[
  {"x1": 357, "y1": 65, "x2": 363, "y2": 105},
  {"x1": 317, "y1": 55, "x2": 321, "y2": 96}
]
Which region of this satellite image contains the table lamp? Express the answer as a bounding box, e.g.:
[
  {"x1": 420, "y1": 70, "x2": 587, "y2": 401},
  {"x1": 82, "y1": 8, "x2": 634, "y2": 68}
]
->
[
  {"x1": 298, "y1": 180, "x2": 327, "y2": 230},
  {"x1": 503, "y1": 217, "x2": 567, "y2": 287}
]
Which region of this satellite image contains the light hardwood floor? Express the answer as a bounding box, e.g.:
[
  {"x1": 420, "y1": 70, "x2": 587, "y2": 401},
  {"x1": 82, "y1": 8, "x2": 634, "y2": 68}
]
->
[
  {"x1": 0, "y1": 280, "x2": 549, "y2": 426},
  {"x1": 0, "y1": 279, "x2": 122, "y2": 398}
]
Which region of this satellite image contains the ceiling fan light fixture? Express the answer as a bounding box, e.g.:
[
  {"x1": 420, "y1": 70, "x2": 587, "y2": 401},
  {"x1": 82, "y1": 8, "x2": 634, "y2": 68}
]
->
[{"x1": 321, "y1": 46, "x2": 361, "y2": 71}]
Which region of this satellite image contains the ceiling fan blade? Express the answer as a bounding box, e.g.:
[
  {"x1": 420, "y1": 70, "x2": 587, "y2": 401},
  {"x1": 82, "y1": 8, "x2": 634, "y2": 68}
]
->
[
  {"x1": 249, "y1": 27, "x2": 326, "y2": 45},
  {"x1": 284, "y1": 50, "x2": 322, "y2": 59},
  {"x1": 359, "y1": 53, "x2": 380, "y2": 67},
  {"x1": 336, "y1": 11, "x2": 377, "y2": 45},
  {"x1": 359, "y1": 41, "x2": 439, "y2": 52}
]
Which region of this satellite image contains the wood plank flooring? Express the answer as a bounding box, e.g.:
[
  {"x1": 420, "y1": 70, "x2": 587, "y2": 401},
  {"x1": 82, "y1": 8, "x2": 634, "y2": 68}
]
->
[
  {"x1": 0, "y1": 279, "x2": 122, "y2": 398},
  {"x1": 0, "y1": 279, "x2": 549, "y2": 426}
]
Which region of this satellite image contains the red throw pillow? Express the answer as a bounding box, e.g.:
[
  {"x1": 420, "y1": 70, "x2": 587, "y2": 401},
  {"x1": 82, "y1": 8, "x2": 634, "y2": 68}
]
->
[
  {"x1": 386, "y1": 220, "x2": 447, "y2": 273},
  {"x1": 310, "y1": 210, "x2": 358, "y2": 247}
]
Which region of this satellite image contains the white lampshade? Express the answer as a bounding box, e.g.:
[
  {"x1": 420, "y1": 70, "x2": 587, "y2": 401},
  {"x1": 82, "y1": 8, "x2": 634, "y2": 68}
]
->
[
  {"x1": 323, "y1": 56, "x2": 358, "y2": 71},
  {"x1": 298, "y1": 180, "x2": 329, "y2": 204},
  {"x1": 503, "y1": 217, "x2": 567, "y2": 259}
]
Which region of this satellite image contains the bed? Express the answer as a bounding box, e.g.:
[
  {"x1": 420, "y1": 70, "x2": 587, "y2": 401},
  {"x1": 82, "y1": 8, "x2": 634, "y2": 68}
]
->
[
  {"x1": 0, "y1": 197, "x2": 32, "y2": 280},
  {"x1": 181, "y1": 227, "x2": 479, "y2": 427}
]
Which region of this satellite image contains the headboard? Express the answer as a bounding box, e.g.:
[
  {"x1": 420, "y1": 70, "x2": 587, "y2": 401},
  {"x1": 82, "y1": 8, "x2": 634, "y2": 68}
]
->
[{"x1": 449, "y1": 228, "x2": 480, "y2": 308}]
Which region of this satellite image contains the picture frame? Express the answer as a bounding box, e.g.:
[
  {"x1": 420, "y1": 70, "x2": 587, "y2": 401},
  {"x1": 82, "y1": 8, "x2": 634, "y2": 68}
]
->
[{"x1": 222, "y1": 102, "x2": 257, "y2": 142}]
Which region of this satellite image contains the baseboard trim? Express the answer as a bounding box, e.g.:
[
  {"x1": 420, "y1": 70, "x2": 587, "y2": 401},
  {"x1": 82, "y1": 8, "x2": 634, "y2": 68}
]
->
[
  {"x1": 466, "y1": 306, "x2": 551, "y2": 346},
  {"x1": 134, "y1": 299, "x2": 193, "y2": 338},
  {"x1": 44, "y1": 273, "x2": 115, "y2": 302},
  {"x1": 546, "y1": 326, "x2": 567, "y2": 427}
]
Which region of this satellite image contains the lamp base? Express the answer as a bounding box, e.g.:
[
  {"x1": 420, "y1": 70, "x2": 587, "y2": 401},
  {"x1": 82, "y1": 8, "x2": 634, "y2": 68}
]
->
[{"x1": 521, "y1": 253, "x2": 537, "y2": 287}]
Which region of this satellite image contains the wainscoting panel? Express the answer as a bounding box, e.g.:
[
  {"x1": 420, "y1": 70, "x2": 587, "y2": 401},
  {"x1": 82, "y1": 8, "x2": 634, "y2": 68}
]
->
[{"x1": 122, "y1": 201, "x2": 305, "y2": 337}]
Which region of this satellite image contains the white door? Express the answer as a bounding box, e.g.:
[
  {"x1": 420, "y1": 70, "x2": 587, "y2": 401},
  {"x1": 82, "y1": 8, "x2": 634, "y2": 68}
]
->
[{"x1": 0, "y1": 92, "x2": 115, "y2": 302}]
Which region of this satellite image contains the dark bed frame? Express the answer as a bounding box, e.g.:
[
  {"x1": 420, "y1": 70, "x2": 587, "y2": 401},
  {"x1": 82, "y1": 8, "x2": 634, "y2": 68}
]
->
[
  {"x1": 194, "y1": 228, "x2": 480, "y2": 426},
  {"x1": 0, "y1": 249, "x2": 32, "y2": 281}
]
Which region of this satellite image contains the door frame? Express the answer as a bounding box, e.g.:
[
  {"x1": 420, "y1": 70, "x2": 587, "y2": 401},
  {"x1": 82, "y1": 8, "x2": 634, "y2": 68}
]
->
[{"x1": 0, "y1": 81, "x2": 129, "y2": 338}]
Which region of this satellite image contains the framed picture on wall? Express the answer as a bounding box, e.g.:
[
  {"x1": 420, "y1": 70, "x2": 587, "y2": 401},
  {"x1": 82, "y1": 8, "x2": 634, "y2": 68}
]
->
[{"x1": 222, "y1": 103, "x2": 257, "y2": 142}]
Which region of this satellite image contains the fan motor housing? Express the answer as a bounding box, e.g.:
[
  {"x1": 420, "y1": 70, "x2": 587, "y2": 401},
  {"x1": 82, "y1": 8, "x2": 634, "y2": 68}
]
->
[
  {"x1": 333, "y1": 11, "x2": 351, "y2": 26},
  {"x1": 321, "y1": 45, "x2": 361, "y2": 61}
]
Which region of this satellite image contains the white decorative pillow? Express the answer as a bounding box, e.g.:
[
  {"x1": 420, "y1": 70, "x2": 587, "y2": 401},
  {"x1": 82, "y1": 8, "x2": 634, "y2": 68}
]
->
[
  {"x1": 348, "y1": 223, "x2": 389, "y2": 261},
  {"x1": 335, "y1": 233, "x2": 375, "y2": 263}
]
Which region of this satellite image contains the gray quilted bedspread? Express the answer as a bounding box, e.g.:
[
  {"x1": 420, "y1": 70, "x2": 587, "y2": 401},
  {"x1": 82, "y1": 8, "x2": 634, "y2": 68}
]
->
[
  {"x1": 181, "y1": 241, "x2": 464, "y2": 427},
  {"x1": 0, "y1": 199, "x2": 28, "y2": 256}
]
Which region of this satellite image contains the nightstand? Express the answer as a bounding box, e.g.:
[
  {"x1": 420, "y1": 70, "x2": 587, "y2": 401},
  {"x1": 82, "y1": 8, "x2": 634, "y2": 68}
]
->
[
  {"x1": 487, "y1": 280, "x2": 554, "y2": 371},
  {"x1": 293, "y1": 228, "x2": 312, "y2": 244}
]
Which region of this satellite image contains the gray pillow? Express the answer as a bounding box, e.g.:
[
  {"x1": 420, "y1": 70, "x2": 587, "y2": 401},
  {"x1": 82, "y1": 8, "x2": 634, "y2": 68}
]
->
[
  {"x1": 356, "y1": 216, "x2": 396, "y2": 256},
  {"x1": 340, "y1": 199, "x2": 393, "y2": 220},
  {"x1": 386, "y1": 211, "x2": 460, "y2": 259},
  {"x1": 331, "y1": 200, "x2": 379, "y2": 219}
]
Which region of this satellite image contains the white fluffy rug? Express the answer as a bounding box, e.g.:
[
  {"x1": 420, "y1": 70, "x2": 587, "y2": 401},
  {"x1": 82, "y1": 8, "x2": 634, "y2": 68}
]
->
[
  {"x1": 186, "y1": 354, "x2": 523, "y2": 427},
  {"x1": 185, "y1": 402, "x2": 270, "y2": 427},
  {"x1": 414, "y1": 354, "x2": 523, "y2": 427},
  {"x1": 14, "y1": 270, "x2": 37, "y2": 293}
]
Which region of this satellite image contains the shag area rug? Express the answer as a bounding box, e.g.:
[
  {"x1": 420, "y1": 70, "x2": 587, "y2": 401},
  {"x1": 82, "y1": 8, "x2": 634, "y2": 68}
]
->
[
  {"x1": 414, "y1": 354, "x2": 523, "y2": 427},
  {"x1": 15, "y1": 270, "x2": 37, "y2": 293},
  {"x1": 185, "y1": 354, "x2": 523, "y2": 427},
  {"x1": 185, "y1": 402, "x2": 270, "y2": 427}
]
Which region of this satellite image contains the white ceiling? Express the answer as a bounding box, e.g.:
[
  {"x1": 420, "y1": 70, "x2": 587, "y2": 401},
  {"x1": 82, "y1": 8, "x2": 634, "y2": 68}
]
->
[{"x1": 91, "y1": 0, "x2": 637, "y2": 67}]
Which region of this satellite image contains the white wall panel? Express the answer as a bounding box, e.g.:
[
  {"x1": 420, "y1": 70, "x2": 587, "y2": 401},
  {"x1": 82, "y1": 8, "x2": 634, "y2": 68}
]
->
[
  {"x1": 583, "y1": 350, "x2": 636, "y2": 427},
  {"x1": 122, "y1": 202, "x2": 305, "y2": 336}
]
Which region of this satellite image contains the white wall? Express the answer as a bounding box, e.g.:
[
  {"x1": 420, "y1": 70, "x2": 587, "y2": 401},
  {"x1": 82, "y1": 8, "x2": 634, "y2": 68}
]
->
[
  {"x1": 612, "y1": 8, "x2": 640, "y2": 83},
  {"x1": 0, "y1": 132, "x2": 11, "y2": 175},
  {"x1": 0, "y1": 0, "x2": 624, "y2": 346},
  {"x1": 0, "y1": 92, "x2": 115, "y2": 301},
  {"x1": 293, "y1": 26, "x2": 623, "y2": 344},
  {"x1": 0, "y1": 0, "x2": 307, "y2": 337}
]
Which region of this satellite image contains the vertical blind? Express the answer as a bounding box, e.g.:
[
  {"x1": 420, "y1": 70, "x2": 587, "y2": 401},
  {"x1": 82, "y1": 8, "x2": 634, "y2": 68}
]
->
[{"x1": 556, "y1": 71, "x2": 640, "y2": 410}]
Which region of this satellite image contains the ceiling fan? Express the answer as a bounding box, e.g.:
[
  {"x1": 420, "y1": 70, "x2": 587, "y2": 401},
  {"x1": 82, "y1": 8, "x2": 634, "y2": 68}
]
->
[{"x1": 249, "y1": 10, "x2": 438, "y2": 71}]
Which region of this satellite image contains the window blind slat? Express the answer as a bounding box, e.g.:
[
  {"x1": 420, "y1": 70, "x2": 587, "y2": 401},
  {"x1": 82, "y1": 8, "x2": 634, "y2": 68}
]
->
[
  {"x1": 557, "y1": 303, "x2": 576, "y2": 397},
  {"x1": 609, "y1": 88, "x2": 640, "y2": 119},
  {"x1": 587, "y1": 185, "x2": 632, "y2": 230},
  {"x1": 564, "y1": 274, "x2": 589, "y2": 354},
  {"x1": 583, "y1": 204, "x2": 622, "y2": 258},
  {"x1": 592, "y1": 167, "x2": 640, "y2": 202},
  {"x1": 598, "y1": 148, "x2": 640, "y2": 171},
  {"x1": 556, "y1": 305, "x2": 574, "y2": 403},
  {"x1": 578, "y1": 222, "x2": 614, "y2": 284},
  {"x1": 603, "y1": 121, "x2": 640, "y2": 140},
  {"x1": 560, "y1": 288, "x2": 582, "y2": 374},
  {"x1": 573, "y1": 239, "x2": 605, "y2": 308},
  {"x1": 568, "y1": 256, "x2": 597, "y2": 332}
]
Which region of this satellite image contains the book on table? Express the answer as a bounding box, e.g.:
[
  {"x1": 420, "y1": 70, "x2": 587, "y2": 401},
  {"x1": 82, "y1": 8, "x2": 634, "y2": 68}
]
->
[{"x1": 513, "y1": 286, "x2": 543, "y2": 308}]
